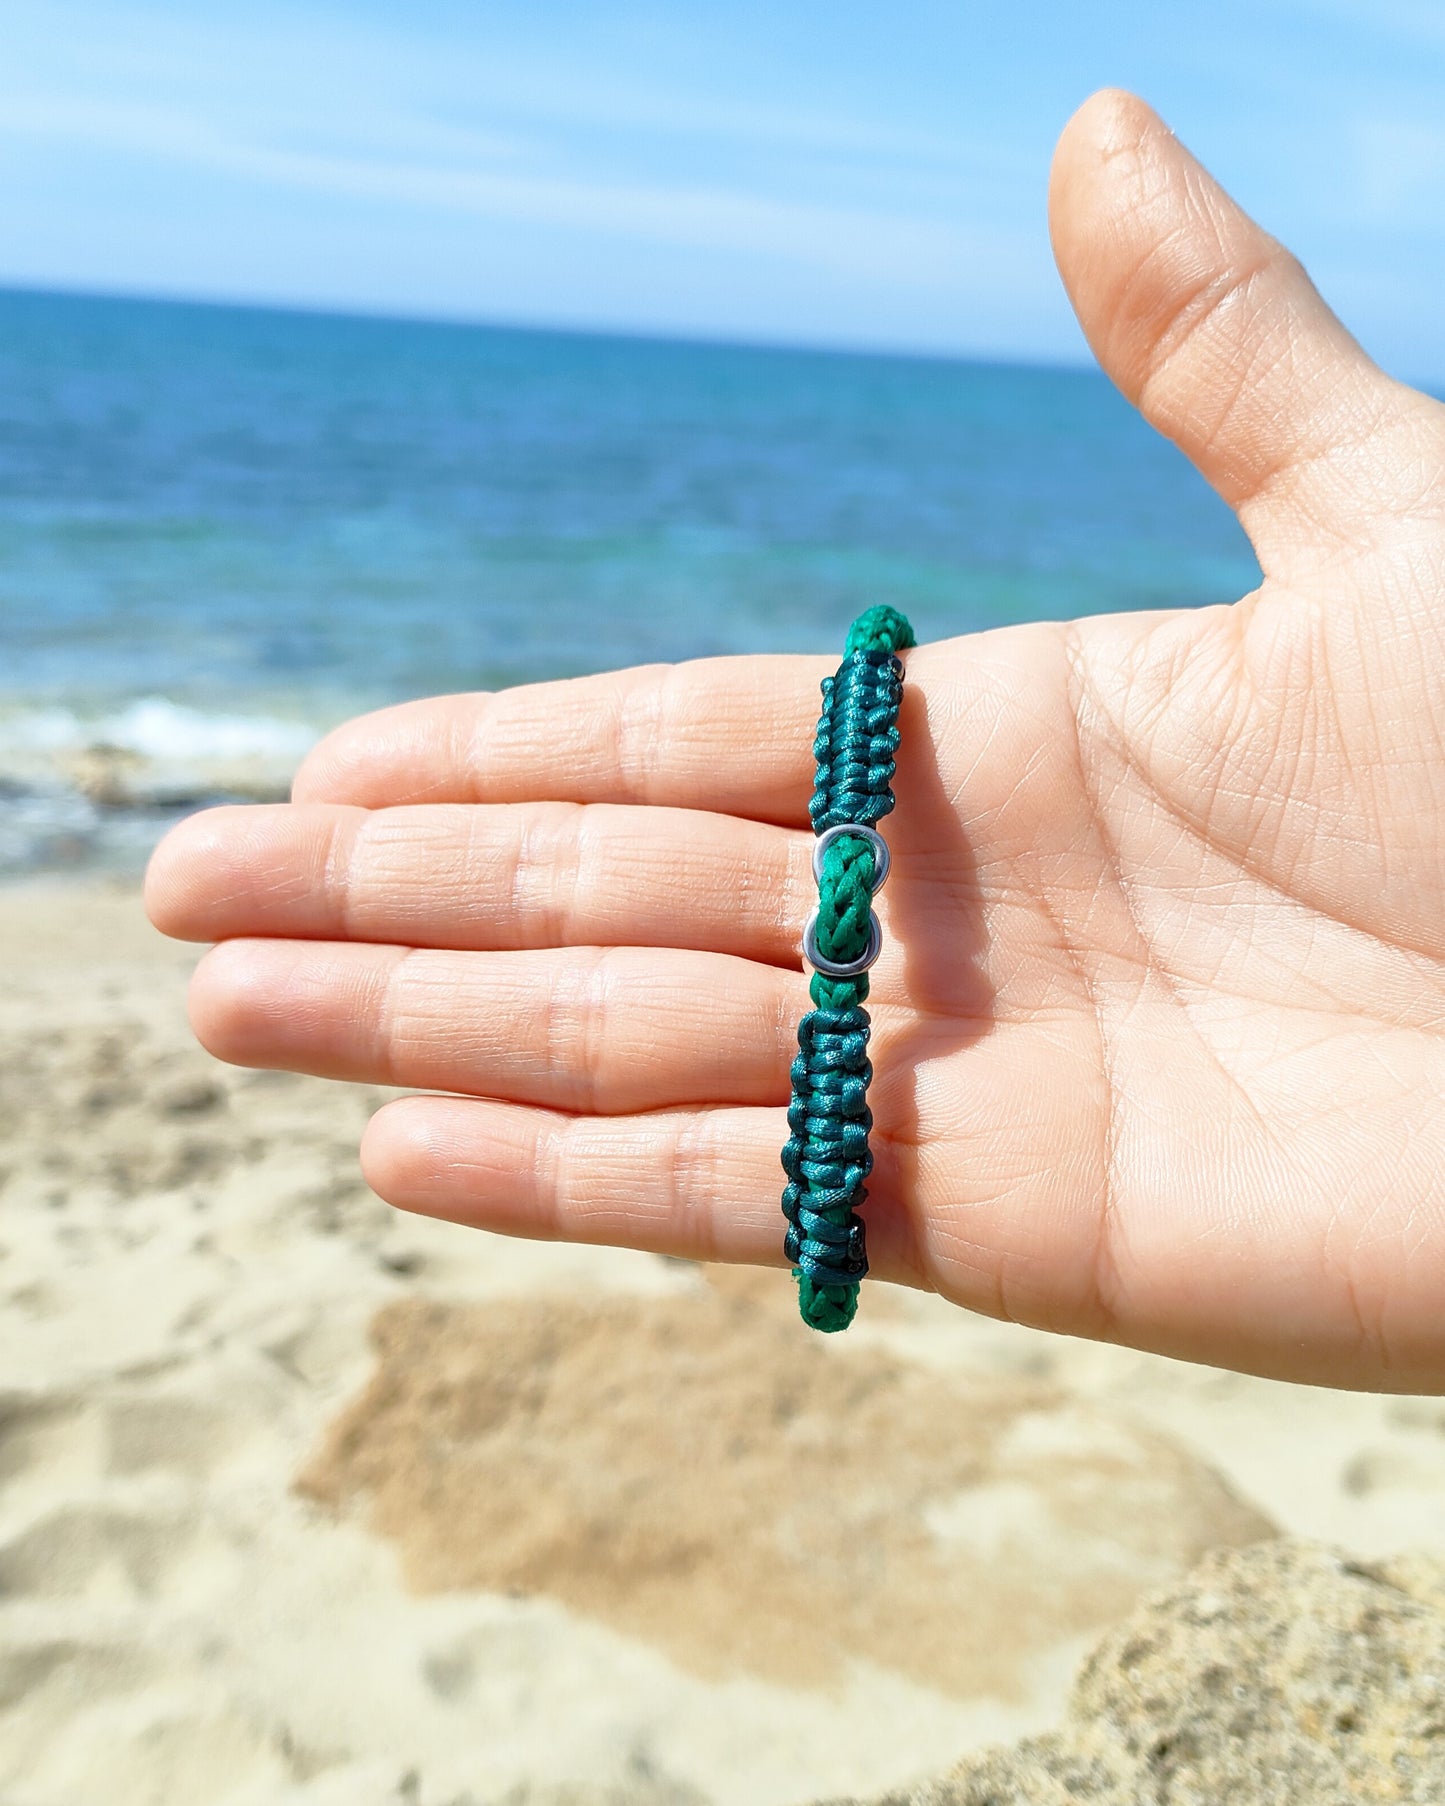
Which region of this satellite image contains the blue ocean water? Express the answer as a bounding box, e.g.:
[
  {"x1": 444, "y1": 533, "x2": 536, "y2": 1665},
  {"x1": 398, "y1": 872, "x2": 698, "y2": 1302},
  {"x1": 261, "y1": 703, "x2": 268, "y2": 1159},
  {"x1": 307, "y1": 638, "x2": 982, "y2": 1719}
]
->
[{"x1": 0, "y1": 286, "x2": 1259, "y2": 871}]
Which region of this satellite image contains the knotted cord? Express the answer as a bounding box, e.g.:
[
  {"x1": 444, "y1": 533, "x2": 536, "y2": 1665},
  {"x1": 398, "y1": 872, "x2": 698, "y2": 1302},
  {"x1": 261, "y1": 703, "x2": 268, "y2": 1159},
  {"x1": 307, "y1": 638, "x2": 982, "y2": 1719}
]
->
[{"x1": 781, "y1": 604, "x2": 916, "y2": 1332}]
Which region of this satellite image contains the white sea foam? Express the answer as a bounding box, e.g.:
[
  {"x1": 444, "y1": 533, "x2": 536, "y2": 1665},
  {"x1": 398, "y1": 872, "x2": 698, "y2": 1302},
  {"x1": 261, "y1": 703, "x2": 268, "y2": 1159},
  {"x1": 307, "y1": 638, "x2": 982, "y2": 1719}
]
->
[
  {"x1": 0, "y1": 697, "x2": 328, "y2": 874},
  {"x1": 0, "y1": 698, "x2": 319, "y2": 763}
]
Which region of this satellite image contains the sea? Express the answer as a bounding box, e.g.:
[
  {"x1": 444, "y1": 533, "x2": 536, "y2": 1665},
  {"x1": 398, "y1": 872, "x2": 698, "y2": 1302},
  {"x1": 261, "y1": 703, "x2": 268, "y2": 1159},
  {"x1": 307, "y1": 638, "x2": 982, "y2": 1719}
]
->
[{"x1": 0, "y1": 286, "x2": 1259, "y2": 876}]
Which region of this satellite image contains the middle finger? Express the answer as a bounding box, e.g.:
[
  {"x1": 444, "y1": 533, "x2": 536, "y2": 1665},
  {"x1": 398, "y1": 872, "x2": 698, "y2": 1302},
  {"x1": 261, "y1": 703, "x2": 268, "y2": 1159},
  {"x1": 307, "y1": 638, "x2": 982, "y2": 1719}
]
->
[{"x1": 148, "y1": 800, "x2": 810, "y2": 965}]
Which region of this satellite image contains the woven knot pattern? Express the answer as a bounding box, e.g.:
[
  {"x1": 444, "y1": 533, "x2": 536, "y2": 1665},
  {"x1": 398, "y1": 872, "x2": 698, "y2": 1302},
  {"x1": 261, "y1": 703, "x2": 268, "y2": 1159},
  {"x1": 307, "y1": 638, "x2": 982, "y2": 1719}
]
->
[
  {"x1": 808, "y1": 648, "x2": 906, "y2": 832},
  {"x1": 781, "y1": 603, "x2": 915, "y2": 1334},
  {"x1": 781, "y1": 1007, "x2": 874, "y2": 1326}
]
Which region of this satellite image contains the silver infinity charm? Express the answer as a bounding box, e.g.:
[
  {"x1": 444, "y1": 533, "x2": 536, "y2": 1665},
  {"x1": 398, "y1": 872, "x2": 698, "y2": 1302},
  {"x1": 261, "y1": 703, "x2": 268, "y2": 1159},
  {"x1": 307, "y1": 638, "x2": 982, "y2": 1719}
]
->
[
  {"x1": 810, "y1": 822, "x2": 891, "y2": 892},
  {"x1": 802, "y1": 906, "x2": 883, "y2": 977}
]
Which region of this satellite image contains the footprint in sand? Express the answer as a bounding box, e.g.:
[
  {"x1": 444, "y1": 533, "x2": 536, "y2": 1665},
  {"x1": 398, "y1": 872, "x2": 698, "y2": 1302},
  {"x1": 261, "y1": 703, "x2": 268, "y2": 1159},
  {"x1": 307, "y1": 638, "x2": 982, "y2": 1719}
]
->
[{"x1": 0, "y1": 1500, "x2": 235, "y2": 1603}]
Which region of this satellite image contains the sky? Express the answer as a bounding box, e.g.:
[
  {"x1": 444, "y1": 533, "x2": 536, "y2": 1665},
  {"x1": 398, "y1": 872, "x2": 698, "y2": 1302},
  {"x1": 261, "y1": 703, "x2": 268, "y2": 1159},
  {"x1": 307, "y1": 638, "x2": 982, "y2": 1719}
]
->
[{"x1": 0, "y1": 1, "x2": 1442, "y2": 382}]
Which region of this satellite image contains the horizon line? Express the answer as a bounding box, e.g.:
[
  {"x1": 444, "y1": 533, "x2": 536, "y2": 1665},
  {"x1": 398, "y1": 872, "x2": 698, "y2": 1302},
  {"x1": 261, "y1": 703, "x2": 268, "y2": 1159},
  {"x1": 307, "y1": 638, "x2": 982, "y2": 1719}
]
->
[{"x1": 0, "y1": 276, "x2": 1101, "y2": 378}]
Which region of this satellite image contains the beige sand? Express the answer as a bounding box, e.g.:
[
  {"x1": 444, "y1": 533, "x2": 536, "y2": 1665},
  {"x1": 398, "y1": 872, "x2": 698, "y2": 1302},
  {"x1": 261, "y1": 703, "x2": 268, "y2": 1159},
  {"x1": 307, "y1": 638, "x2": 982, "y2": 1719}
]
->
[
  {"x1": 4, "y1": 879, "x2": 1445, "y2": 1805},
  {"x1": 298, "y1": 1285, "x2": 1267, "y2": 1700}
]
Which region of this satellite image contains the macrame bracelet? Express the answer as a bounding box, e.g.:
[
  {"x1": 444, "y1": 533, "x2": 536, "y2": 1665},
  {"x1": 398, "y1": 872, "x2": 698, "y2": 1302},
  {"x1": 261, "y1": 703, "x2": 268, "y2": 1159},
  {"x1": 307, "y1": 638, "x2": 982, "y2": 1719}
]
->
[{"x1": 780, "y1": 604, "x2": 916, "y2": 1333}]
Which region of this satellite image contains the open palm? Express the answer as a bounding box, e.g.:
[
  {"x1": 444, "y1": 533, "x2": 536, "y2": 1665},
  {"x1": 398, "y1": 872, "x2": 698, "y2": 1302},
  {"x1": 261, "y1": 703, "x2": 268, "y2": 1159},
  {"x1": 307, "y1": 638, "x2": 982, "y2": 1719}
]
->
[{"x1": 147, "y1": 92, "x2": 1445, "y2": 1389}]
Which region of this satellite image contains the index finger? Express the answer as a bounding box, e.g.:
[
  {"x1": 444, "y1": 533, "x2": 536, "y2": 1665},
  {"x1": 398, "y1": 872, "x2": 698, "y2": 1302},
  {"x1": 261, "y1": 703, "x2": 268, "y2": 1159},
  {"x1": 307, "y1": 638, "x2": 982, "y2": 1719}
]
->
[{"x1": 293, "y1": 654, "x2": 831, "y2": 825}]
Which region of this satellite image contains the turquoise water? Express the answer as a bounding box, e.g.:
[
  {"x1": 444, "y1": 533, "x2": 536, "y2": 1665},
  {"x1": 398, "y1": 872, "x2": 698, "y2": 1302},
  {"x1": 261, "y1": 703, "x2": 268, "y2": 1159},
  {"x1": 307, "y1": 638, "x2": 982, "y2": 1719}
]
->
[{"x1": 0, "y1": 286, "x2": 1259, "y2": 870}]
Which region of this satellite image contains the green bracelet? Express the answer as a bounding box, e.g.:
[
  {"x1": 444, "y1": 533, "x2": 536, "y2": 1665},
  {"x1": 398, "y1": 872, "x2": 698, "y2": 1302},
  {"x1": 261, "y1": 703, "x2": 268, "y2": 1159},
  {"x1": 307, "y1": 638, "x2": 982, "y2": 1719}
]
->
[{"x1": 780, "y1": 604, "x2": 916, "y2": 1332}]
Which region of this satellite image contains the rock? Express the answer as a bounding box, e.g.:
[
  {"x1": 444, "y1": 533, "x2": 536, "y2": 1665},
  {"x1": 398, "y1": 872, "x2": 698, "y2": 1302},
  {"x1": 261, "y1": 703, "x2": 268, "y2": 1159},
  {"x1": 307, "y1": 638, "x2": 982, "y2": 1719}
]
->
[
  {"x1": 820, "y1": 1541, "x2": 1445, "y2": 1805},
  {"x1": 62, "y1": 743, "x2": 296, "y2": 810},
  {"x1": 63, "y1": 744, "x2": 146, "y2": 807}
]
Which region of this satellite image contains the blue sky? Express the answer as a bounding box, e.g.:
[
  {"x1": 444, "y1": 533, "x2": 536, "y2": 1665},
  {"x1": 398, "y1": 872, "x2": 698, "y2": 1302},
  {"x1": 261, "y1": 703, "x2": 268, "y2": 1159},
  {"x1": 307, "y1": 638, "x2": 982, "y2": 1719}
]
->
[{"x1": 1, "y1": 1, "x2": 1441, "y2": 381}]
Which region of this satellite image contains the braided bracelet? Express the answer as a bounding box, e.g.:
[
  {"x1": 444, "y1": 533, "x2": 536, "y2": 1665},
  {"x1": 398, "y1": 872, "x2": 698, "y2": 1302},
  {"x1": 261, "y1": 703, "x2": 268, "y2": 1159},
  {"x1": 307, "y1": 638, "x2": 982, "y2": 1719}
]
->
[{"x1": 781, "y1": 604, "x2": 916, "y2": 1332}]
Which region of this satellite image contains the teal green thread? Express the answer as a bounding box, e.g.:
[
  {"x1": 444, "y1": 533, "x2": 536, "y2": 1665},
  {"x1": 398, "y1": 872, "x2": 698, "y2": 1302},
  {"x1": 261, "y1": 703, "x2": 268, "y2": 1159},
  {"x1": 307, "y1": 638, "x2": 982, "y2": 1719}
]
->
[{"x1": 781, "y1": 604, "x2": 916, "y2": 1332}]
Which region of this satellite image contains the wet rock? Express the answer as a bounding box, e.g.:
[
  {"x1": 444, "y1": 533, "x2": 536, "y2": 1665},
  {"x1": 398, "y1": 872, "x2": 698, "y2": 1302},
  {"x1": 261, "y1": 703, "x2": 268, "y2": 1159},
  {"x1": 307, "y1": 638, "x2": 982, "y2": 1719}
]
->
[
  {"x1": 62, "y1": 744, "x2": 293, "y2": 810},
  {"x1": 63, "y1": 744, "x2": 146, "y2": 808}
]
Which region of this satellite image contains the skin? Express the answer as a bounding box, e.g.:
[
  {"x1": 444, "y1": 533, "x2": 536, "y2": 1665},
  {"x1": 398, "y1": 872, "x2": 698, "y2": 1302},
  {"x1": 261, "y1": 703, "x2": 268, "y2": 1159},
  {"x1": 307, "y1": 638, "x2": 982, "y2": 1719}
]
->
[{"x1": 146, "y1": 91, "x2": 1445, "y2": 1391}]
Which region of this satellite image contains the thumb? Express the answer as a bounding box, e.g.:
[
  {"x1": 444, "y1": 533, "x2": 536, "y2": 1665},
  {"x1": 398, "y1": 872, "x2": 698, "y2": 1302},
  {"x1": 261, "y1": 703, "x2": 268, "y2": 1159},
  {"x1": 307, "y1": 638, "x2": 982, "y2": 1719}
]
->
[{"x1": 1049, "y1": 89, "x2": 1437, "y2": 576}]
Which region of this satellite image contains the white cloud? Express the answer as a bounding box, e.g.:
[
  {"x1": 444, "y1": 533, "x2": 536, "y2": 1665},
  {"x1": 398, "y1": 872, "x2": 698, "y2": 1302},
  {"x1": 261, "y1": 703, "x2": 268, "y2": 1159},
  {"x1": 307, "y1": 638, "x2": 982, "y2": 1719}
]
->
[{"x1": 0, "y1": 91, "x2": 1019, "y2": 290}]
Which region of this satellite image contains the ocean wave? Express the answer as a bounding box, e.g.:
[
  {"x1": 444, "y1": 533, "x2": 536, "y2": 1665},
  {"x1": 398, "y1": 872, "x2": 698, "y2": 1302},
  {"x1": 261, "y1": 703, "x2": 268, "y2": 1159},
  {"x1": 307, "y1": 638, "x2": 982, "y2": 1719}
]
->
[{"x1": 0, "y1": 698, "x2": 320, "y2": 763}]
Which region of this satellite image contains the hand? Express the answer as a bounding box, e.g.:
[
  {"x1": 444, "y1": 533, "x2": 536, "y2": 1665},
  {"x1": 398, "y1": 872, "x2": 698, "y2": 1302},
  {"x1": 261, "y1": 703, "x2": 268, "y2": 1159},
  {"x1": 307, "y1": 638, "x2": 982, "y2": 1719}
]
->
[{"x1": 146, "y1": 90, "x2": 1445, "y2": 1391}]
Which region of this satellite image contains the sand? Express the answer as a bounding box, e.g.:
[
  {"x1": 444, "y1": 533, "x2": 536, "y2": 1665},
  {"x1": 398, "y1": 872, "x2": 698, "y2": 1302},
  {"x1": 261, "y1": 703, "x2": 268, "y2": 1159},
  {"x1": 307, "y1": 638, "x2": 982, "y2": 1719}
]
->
[{"x1": 4, "y1": 879, "x2": 1445, "y2": 1806}]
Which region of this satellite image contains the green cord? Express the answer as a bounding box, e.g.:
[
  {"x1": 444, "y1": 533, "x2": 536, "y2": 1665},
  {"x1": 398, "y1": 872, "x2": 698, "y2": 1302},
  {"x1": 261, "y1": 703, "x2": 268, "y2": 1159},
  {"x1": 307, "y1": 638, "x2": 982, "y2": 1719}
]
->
[{"x1": 780, "y1": 604, "x2": 916, "y2": 1332}]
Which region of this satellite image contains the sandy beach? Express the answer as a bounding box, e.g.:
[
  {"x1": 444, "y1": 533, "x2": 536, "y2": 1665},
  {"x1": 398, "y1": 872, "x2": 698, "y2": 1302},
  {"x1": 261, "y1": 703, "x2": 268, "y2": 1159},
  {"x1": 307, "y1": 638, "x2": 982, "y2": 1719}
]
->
[{"x1": 6, "y1": 878, "x2": 1445, "y2": 1805}]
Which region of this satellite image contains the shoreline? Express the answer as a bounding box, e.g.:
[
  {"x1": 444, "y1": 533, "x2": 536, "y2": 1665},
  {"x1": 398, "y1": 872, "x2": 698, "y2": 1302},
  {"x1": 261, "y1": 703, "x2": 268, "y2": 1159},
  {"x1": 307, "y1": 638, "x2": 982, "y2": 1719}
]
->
[{"x1": 0, "y1": 693, "x2": 322, "y2": 883}]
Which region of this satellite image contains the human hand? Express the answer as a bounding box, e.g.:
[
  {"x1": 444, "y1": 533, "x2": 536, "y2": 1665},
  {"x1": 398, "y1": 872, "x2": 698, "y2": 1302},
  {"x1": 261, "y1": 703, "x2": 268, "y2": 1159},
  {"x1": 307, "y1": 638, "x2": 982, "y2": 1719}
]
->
[{"x1": 146, "y1": 91, "x2": 1445, "y2": 1390}]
